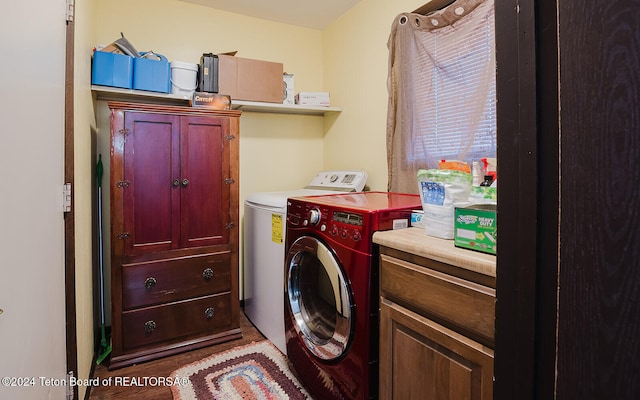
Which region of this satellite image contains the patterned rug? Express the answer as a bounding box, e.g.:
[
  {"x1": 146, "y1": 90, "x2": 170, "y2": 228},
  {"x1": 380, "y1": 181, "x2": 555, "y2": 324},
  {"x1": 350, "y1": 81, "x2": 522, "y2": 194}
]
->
[{"x1": 171, "y1": 340, "x2": 313, "y2": 400}]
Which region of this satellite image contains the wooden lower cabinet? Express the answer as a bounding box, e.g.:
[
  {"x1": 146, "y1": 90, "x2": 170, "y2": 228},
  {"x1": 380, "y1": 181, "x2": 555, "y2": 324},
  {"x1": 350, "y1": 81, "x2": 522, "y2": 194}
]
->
[
  {"x1": 108, "y1": 102, "x2": 242, "y2": 369},
  {"x1": 378, "y1": 251, "x2": 495, "y2": 400},
  {"x1": 380, "y1": 298, "x2": 494, "y2": 400}
]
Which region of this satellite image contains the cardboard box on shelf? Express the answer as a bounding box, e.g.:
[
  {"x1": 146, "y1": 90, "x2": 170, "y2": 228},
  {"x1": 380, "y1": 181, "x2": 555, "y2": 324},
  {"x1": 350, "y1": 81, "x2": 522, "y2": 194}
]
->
[
  {"x1": 100, "y1": 43, "x2": 124, "y2": 54},
  {"x1": 217, "y1": 55, "x2": 284, "y2": 103},
  {"x1": 283, "y1": 73, "x2": 294, "y2": 104},
  {"x1": 189, "y1": 92, "x2": 231, "y2": 109},
  {"x1": 295, "y1": 91, "x2": 330, "y2": 106}
]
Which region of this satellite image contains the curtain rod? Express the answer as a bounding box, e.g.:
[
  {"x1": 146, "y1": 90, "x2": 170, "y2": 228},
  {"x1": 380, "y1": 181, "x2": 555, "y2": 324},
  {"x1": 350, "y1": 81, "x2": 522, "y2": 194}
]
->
[{"x1": 413, "y1": 0, "x2": 456, "y2": 15}]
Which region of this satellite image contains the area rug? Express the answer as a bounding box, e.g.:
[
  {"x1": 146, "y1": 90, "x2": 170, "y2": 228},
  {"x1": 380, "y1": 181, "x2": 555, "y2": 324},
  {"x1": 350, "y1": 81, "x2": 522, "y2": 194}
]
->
[{"x1": 171, "y1": 340, "x2": 313, "y2": 400}]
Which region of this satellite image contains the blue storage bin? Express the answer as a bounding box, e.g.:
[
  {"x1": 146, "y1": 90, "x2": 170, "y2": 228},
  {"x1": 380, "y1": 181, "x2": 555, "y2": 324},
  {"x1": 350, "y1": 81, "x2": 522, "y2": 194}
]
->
[
  {"x1": 91, "y1": 51, "x2": 134, "y2": 89},
  {"x1": 133, "y1": 53, "x2": 171, "y2": 93}
]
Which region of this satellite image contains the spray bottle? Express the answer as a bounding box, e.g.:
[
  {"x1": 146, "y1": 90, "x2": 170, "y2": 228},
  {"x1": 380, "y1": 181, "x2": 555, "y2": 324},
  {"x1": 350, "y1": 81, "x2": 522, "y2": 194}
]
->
[{"x1": 481, "y1": 157, "x2": 497, "y2": 181}]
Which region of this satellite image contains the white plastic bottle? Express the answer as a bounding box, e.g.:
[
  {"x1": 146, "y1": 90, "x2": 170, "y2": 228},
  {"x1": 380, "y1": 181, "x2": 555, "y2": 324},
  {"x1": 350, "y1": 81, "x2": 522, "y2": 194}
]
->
[{"x1": 472, "y1": 161, "x2": 483, "y2": 186}]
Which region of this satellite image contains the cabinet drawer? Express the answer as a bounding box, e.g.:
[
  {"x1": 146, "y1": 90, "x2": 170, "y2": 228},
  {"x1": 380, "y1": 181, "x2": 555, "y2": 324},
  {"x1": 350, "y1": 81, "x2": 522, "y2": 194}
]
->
[
  {"x1": 121, "y1": 293, "x2": 232, "y2": 351},
  {"x1": 380, "y1": 254, "x2": 495, "y2": 347},
  {"x1": 122, "y1": 253, "x2": 231, "y2": 310}
]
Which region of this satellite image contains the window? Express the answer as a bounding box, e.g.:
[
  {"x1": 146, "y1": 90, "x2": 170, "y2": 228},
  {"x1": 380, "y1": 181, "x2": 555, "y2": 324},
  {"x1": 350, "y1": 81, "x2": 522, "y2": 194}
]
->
[{"x1": 387, "y1": 0, "x2": 496, "y2": 193}]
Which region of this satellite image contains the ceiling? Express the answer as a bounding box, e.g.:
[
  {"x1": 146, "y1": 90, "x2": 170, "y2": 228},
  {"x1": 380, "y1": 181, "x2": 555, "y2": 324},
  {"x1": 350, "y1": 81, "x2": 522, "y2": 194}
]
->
[{"x1": 178, "y1": 0, "x2": 364, "y2": 30}]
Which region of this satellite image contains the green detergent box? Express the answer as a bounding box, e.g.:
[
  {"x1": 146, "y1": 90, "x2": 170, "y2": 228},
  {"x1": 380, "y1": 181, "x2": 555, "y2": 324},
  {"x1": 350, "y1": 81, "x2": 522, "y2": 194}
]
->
[{"x1": 454, "y1": 204, "x2": 497, "y2": 255}]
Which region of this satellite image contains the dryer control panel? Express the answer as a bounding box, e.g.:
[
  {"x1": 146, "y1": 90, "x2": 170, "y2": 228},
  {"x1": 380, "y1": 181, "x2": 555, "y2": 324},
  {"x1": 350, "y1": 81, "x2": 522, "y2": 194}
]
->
[
  {"x1": 286, "y1": 192, "x2": 422, "y2": 256},
  {"x1": 297, "y1": 204, "x2": 370, "y2": 253}
]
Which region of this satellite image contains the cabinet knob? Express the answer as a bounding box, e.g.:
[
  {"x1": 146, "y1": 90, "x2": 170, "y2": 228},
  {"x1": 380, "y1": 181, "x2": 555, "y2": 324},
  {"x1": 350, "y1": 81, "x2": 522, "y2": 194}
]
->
[
  {"x1": 204, "y1": 307, "x2": 215, "y2": 319},
  {"x1": 182, "y1": 178, "x2": 189, "y2": 187},
  {"x1": 203, "y1": 268, "x2": 214, "y2": 280},
  {"x1": 172, "y1": 179, "x2": 180, "y2": 187},
  {"x1": 144, "y1": 320, "x2": 157, "y2": 333},
  {"x1": 144, "y1": 277, "x2": 157, "y2": 289}
]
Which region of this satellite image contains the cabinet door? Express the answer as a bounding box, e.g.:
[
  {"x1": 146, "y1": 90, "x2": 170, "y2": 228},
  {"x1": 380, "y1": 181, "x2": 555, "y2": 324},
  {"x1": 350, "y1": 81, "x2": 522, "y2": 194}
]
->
[
  {"x1": 380, "y1": 298, "x2": 494, "y2": 400},
  {"x1": 123, "y1": 112, "x2": 181, "y2": 255},
  {"x1": 180, "y1": 115, "x2": 231, "y2": 247}
]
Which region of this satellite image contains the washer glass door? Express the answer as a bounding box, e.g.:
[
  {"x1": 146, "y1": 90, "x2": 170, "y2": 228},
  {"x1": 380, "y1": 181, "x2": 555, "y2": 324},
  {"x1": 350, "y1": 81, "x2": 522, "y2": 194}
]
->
[{"x1": 286, "y1": 236, "x2": 353, "y2": 360}]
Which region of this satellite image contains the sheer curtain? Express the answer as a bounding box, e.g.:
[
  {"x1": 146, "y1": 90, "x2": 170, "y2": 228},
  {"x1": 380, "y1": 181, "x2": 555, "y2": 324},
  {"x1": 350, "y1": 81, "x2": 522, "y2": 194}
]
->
[{"x1": 386, "y1": 0, "x2": 496, "y2": 193}]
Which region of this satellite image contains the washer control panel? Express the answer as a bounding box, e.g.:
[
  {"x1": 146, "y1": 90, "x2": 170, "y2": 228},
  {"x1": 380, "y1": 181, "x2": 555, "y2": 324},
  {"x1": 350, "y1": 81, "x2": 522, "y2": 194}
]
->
[{"x1": 304, "y1": 170, "x2": 367, "y2": 192}]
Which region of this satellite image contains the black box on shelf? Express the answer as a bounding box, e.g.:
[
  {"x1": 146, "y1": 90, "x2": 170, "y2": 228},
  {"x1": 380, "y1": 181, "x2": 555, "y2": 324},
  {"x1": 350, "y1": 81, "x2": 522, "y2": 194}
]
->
[{"x1": 198, "y1": 53, "x2": 219, "y2": 93}]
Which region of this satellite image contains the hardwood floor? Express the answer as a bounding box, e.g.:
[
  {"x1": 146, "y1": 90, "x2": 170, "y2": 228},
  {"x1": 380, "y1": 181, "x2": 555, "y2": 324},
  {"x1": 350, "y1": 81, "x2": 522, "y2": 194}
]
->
[{"x1": 87, "y1": 311, "x2": 265, "y2": 400}]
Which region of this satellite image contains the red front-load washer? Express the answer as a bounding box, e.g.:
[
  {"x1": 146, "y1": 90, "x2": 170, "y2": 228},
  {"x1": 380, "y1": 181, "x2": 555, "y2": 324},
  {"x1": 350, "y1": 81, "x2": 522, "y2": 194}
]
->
[{"x1": 284, "y1": 192, "x2": 422, "y2": 399}]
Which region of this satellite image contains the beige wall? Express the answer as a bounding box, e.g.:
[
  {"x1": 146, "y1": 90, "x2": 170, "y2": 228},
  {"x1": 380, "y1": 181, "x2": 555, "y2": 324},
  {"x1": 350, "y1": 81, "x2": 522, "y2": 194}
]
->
[
  {"x1": 75, "y1": 0, "x2": 428, "y2": 384},
  {"x1": 75, "y1": 0, "x2": 98, "y2": 398},
  {"x1": 92, "y1": 0, "x2": 426, "y2": 194},
  {"x1": 323, "y1": 0, "x2": 426, "y2": 191},
  {"x1": 93, "y1": 0, "x2": 328, "y2": 193}
]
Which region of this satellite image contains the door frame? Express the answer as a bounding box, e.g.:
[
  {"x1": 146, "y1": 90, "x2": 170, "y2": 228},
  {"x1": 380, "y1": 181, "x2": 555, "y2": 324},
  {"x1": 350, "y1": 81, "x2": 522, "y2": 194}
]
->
[
  {"x1": 494, "y1": 0, "x2": 539, "y2": 398},
  {"x1": 494, "y1": 0, "x2": 560, "y2": 398},
  {"x1": 64, "y1": 13, "x2": 78, "y2": 400}
]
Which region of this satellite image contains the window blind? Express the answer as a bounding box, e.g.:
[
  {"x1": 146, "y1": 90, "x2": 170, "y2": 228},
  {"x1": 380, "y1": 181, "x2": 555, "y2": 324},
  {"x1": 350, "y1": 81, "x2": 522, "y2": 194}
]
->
[{"x1": 387, "y1": 0, "x2": 496, "y2": 193}]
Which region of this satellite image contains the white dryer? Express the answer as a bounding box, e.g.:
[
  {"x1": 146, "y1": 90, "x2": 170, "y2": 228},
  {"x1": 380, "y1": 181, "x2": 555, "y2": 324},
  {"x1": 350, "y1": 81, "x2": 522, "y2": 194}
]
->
[{"x1": 243, "y1": 171, "x2": 367, "y2": 353}]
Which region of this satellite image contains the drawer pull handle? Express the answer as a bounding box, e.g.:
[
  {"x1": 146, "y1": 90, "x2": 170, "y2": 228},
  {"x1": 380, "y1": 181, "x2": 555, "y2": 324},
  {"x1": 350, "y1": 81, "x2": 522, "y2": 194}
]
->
[
  {"x1": 172, "y1": 179, "x2": 180, "y2": 187},
  {"x1": 144, "y1": 320, "x2": 157, "y2": 333},
  {"x1": 182, "y1": 178, "x2": 189, "y2": 187},
  {"x1": 205, "y1": 307, "x2": 215, "y2": 319},
  {"x1": 144, "y1": 277, "x2": 157, "y2": 289},
  {"x1": 203, "y1": 268, "x2": 214, "y2": 280}
]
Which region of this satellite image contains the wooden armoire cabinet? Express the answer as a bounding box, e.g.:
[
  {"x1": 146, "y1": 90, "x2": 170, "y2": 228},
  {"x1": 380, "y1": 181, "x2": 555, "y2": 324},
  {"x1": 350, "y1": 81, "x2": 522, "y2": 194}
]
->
[{"x1": 107, "y1": 101, "x2": 242, "y2": 369}]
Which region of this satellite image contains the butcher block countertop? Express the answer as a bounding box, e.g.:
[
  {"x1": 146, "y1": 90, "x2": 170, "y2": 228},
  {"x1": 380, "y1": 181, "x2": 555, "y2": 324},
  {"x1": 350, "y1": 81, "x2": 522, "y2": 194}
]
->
[{"x1": 373, "y1": 227, "x2": 496, "y2": 278}]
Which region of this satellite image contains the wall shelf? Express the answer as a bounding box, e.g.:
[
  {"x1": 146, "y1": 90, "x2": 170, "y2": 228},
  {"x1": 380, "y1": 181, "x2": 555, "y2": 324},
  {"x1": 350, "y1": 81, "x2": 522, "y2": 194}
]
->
[
  {"x1": 91, "y1": 85, "x2": 342, "y2": 116},
  {"x1": 231, "y1": 100, "x2": 341, "y2": 115}
]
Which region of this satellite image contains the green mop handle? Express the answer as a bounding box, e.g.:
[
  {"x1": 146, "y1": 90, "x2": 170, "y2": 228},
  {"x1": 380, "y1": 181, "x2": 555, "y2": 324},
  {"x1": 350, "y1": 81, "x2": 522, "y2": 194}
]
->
[
  {"x1": 96, "y1": 154, "x2": 106, "y2": 330},
  {"x1": 97, "y1": 154, "x2": 103, "y2": 188}
]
